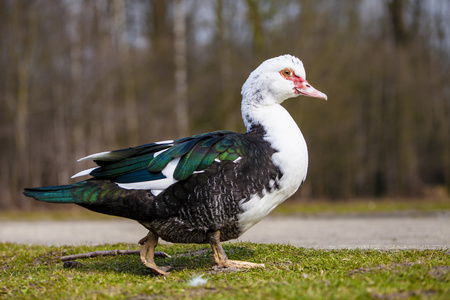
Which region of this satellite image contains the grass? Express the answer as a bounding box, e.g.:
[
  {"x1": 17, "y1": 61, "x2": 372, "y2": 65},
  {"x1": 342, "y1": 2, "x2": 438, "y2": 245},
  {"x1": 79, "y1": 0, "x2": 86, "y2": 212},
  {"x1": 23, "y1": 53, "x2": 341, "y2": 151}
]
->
[
  {"x1": 1, "y1": 197, "x2": 449, "y2": 298},
  {"x1": 1, "y1": 242, "x2": 449, "y2": 299}
]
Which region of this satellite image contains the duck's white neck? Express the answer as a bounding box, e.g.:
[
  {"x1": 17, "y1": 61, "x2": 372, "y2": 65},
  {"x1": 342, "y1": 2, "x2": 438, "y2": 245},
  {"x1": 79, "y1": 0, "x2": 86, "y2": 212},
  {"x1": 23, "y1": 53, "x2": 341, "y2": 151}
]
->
[
  {"x1": 238, "y1": 97, "x2": 309, "y2": 233},
  {"x1": 241, "y1": 92, "x2": 281, "y2": 132},
  {"x1": 242, "y1": 97, "x2": 309, "y2": 191}
]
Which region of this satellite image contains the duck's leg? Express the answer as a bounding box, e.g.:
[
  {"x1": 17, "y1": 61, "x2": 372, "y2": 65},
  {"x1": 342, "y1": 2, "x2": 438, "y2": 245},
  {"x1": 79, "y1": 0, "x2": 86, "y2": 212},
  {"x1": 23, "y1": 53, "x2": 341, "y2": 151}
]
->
[
  {"x1": 139, "y1": 231, "x2": 170, "y2": 275},
  {"x1": 208, "y1": 230, "x2": 265, "y2": 269}
]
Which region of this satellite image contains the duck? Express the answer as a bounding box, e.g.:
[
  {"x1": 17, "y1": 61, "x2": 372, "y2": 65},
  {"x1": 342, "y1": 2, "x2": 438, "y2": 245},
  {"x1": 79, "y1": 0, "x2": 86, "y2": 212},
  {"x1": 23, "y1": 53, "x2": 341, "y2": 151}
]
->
[{"x1": 24, "y1": 54, "x2": 327, "y2": 275}]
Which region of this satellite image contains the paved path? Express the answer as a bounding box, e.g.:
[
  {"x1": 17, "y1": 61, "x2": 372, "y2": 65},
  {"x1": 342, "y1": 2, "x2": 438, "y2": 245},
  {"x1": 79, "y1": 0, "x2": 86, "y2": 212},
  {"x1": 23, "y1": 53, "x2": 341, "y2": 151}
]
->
[{"x1": 1, "y1": 213, "x2": 449, "y2": 250}]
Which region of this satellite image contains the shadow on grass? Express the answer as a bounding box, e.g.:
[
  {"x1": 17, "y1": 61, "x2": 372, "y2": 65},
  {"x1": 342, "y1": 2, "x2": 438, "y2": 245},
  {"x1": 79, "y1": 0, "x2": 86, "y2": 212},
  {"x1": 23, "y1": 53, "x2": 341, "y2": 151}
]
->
[{"x1": 56, "y1": 244, "x2": 258, "y2": 276}]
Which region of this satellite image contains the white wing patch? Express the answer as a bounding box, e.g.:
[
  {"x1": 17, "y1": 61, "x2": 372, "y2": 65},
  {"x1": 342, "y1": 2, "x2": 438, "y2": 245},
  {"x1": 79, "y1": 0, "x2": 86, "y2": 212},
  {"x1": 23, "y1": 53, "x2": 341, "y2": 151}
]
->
[
  {"x1": 116, "y1": 157, "x2": 180, "y2": 191},
  {"x1": 77, "y1": 139, "x2": 173, "y2": 162},
  {"x1": 77, "y1": 151, "x2": 113, "y2": 162},
  {"x1": 72, "y1": 139, "x2": 175, "y2": 179},
  {"x1": 71, "y1": 167, "x2": 99, "y2": 179},
  {"x1": 151, "y1": 190, "x2": 164, "y2": 196},
  {"x1": 154, "y1": 139, "x2": 174, "y2": 145},
  {"x1": 214, "y1": 157, "x2": 242, "y2": 164},
  {"x1": 154, "y1": 149, "x2": 168, "y2": 157},
  {"x1": 72, "y1": 140, "x2": 206, "y2": 195}
]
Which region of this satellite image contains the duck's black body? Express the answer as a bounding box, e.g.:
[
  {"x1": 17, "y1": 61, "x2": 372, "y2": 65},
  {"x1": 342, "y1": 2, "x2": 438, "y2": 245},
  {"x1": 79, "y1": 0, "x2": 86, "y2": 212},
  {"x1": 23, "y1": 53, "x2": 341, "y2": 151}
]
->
[
  {"x1": 25, "y1": 126, "x2": 281, "y2": 244},
  {"x1": 24, "y1": 55, "x2": 327, "y2": 275},
  {"x1": 141, "y1": 129, "x2": 281, "y2": 243}
]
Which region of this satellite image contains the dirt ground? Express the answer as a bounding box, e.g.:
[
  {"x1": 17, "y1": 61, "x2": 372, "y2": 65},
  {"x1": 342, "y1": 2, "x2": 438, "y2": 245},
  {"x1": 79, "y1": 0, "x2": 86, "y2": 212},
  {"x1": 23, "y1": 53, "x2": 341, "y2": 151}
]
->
[{"x1": 1, "y1": 212, "x2": 449, "y2": 249}]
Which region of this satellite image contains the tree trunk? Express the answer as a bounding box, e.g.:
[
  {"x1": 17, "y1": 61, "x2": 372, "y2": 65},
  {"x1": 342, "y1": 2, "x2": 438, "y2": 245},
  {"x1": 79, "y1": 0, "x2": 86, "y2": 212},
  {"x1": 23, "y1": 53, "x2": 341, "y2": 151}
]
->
[
  {"x1": 174, "y1": 0, "x2": 189, "y2": 137},
  {"x1": 246, "y1": 0, "x2": 264, "y2": 62},
  {"x1": 113, "y1": 0, "x2": 139, "y2": 145}
]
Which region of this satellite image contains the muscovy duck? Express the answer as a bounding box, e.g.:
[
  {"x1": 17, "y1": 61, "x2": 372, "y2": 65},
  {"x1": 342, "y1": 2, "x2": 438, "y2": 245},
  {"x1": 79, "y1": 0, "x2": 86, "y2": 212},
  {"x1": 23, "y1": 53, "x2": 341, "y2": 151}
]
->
[{"x1": 24, "y1": 54, "x2": 327, "y2": 275}]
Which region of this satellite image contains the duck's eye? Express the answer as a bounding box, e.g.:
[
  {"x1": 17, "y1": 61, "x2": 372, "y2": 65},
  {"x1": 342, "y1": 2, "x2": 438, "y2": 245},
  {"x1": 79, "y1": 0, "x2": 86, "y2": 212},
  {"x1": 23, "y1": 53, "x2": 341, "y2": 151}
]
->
[{"x1": 281, "y1": 69, "x2": 292, "y2": 77}]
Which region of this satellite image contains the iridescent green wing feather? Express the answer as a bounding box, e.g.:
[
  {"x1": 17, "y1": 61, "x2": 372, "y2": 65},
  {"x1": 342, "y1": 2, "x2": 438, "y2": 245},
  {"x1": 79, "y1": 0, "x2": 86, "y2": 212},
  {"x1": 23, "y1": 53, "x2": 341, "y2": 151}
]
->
[
  {"x1": 148, "y1": 131, "x2": 247, "y2": 181},
  {"x1": 173, "y1": 137, "x2": 223, "y2": 180}
]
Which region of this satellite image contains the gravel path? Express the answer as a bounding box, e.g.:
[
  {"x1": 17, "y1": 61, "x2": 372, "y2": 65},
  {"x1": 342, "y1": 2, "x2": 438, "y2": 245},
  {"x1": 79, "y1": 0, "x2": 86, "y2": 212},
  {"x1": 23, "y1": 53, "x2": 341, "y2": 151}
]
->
[{"x1": 1, "y1": 213, "x2": 449, "y2": 250}]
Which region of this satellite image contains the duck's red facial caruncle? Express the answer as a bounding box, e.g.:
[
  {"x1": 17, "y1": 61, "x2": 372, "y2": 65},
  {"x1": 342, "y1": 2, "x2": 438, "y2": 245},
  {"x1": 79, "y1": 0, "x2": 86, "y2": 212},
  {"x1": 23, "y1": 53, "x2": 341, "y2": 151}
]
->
[{"x1": 279, "y1": 68, "x2": 327, "y2": 100}]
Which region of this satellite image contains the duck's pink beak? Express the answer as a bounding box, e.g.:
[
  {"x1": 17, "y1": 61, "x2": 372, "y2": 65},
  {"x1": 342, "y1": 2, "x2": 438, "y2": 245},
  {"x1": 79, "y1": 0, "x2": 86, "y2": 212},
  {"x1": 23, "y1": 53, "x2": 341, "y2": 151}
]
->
[{"x1": 294, "y1": 78, "x2": 328, "y2": 100}]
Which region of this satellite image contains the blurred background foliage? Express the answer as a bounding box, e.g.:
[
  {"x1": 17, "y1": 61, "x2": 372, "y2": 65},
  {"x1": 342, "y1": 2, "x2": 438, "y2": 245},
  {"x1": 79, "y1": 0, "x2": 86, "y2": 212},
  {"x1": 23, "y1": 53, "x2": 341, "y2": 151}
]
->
[{"x1": 1, "y1": 0, "x2": 449, "y2": 209}]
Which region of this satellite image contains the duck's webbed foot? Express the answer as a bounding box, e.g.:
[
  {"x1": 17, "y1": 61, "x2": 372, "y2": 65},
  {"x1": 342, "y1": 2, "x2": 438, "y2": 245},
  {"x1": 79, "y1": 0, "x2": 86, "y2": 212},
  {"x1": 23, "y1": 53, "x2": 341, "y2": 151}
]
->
[
  {"x1": 208, "y1": 230, "x2": 265, "y2": 269},
  {"x1": 139, "y1": 231, "x2": 171, "y2": 276}
]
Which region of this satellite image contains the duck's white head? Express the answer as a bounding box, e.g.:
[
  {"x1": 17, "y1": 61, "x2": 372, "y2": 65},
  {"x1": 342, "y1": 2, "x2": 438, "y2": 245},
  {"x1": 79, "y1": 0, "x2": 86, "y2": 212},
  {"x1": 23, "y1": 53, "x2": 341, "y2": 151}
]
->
[{"x1": 241, "y1": 55, "x2": 327, "y2": 107}]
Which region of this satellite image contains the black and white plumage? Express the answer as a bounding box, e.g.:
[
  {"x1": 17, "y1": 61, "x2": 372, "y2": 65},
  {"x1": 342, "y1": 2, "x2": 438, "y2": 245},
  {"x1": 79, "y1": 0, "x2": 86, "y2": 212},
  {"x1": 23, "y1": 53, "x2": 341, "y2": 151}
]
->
[{"x1": 24, "y1": 55, "x2": 327, "y2": 275}]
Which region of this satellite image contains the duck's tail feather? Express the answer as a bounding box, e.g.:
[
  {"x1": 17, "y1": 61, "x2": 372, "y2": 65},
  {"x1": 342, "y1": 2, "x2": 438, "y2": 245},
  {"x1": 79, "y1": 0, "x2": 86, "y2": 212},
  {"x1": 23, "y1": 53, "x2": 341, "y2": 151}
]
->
[
  {"x1": 23, "y1": 181, "x2": 89, "y2": 203},
  {"x1": 24, "y1": 180, "x2": 156, "y2": 221}
]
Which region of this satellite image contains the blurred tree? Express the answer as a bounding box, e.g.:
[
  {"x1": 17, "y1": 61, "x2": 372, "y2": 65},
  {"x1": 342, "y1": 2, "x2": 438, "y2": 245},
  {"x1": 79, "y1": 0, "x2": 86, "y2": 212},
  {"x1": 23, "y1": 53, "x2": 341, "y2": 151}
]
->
[
  {"x1": 113, "y1": 0, "x2": 139, "y2": 145},
  {"x1": 246, "y1": 0, "x2": 265, "y2": 62},
  {"x1": 1, "y1": 0, "x2": 449, "y2": 209},
  {"x1": 174, "y1": 0, "x2": 189, "y2": 137},
  {"x1": 215, "y1": 0, "x2": 235, "y2": 129}
]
